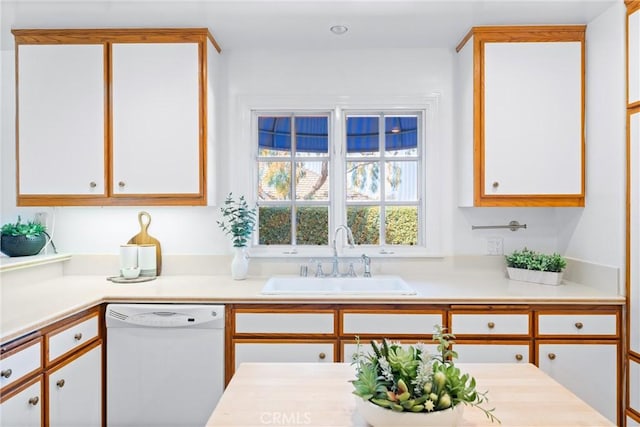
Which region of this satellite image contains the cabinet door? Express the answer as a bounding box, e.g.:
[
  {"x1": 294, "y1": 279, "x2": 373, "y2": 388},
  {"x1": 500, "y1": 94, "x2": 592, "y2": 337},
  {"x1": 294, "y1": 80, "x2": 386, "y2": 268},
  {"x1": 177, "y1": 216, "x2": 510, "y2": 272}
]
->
[
  {"x1": 630, "y1": 9, "x2": 640, "y2": 105},
  {"x1": 111, "y1": 43, "x2": 201, "y2": 196},
  {"x1": 17, "y1": 44, "x2": 105, "y2": 197},
  {"x1": 538, "y1": 343, "x2": 617, "y2": 423},
  {"x1": 0, "y1": 376, "x2": 43, "y2": 427},
  {"x1": 632, "y1": 109, "x2": 640, "y2": 354},
  {"x1": 454, "y1": 343, "x2": 530, "y2": 364},
  {"x1": 47, "y1": 343, "x2": 101, "y2": 427},
  {"x1": 483, "y1": 41, "x2": 582, "y2": 197},
  {"x1": 631, "y1": 358, "x2": 640, "y2": 415},
  {"x1": 234, "y1": 341, "x2": 335, "y2": 370}
]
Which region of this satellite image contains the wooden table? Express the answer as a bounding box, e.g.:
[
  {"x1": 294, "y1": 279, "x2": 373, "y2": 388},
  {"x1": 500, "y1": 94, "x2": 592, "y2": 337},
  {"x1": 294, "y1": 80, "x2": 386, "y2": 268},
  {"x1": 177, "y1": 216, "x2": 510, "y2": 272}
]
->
[{"x1": 207, "y1": 363, "x2": 614, "y2": 426}]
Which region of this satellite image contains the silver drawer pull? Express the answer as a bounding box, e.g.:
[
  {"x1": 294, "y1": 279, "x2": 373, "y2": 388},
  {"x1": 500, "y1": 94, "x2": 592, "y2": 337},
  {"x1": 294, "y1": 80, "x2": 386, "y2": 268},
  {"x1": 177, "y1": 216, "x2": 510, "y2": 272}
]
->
[
  {"x1": 318, "y1": 352, "x2": 326, "y2": 360},
  {"x1": 487, "y1": 321, "x2": 495, "y2": 329},
  {"x1": 574, "y1": 322, "x2": 584, "y2": 330},
  {"x1": 28, "y1": 396, "x2": 39, "y2": 406},
  {"x1": 1, "y1": 369, "x2": 12, "y2": 378},
  {"x1": 74, "y1": 333, "x2": 83, "y2": 341},
  {"x1": 515, "y1": 354, "x2": 523, "y2": 361},
  {"x1": 547, "y1": 353, "x2": 556, "y2": 360},
  {"x1": 56, "y1": 379, "x2": 65, "y2": 388}
]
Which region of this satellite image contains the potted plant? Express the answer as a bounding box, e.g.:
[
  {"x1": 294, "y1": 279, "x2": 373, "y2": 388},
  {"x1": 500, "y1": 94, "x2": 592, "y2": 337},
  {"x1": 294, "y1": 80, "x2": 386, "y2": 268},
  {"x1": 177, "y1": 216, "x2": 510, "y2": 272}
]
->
[
  {"x1": 505, "y1": 247, "x2": 567, "y2": 285},
  {"x1": 1, "y1": 216, "x2": 47, "y2": 257},
  {"x1": 217, "y1": 193, "x2": 257, "y2": 280},
  {"x1": 352, "y1": 326, "x2": 499, "y2": 426}
]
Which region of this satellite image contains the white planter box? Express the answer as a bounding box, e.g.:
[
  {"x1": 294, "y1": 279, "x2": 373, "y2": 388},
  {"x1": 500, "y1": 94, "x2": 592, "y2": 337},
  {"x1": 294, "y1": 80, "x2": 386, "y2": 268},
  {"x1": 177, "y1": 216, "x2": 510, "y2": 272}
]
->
[{"x1": 506, "y1": 267, "x2": 564, "y2": 286}]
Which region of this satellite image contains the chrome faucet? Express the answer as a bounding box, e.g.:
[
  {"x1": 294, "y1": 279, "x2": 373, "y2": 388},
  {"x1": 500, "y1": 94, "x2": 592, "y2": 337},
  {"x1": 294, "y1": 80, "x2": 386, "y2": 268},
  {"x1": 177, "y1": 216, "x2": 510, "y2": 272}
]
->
[
  {"x1": 362, "y1": 254, "x2": 371, "y2": 278},
  {"x1": 331, "y1": 225, "x2": 356, "y2": 276},
  {"x1": 332, "y1": 225, "x2": 355, "y2": 257}
]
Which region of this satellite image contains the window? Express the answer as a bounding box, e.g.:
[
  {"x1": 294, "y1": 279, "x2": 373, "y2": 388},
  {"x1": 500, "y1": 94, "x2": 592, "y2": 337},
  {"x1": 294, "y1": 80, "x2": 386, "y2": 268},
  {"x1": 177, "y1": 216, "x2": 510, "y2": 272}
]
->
[{"x1": 254, "y1": 110, "x2": 424, "y2": 253}]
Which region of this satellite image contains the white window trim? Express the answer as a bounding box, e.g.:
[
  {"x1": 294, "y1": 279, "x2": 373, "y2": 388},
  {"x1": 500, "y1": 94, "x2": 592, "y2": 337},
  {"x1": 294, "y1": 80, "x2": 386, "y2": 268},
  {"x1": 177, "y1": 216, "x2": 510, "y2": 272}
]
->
[{"x1": 237, "y1": 94, "x2": 443, "y2": 258}]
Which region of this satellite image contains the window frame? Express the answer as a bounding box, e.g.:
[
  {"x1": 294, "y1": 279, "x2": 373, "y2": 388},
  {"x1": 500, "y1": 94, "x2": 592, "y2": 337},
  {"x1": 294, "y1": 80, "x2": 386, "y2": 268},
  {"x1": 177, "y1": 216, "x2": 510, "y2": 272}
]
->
[{"x1": 245, "y1": 95, "x2": 442, "y2": 258}]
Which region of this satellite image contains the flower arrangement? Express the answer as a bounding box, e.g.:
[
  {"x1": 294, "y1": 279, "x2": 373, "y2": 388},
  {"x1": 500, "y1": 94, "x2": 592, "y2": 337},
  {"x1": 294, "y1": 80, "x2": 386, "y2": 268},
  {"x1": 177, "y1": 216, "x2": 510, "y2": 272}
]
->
[
  {"x1": 505, "y1": 248, "x2": 566, "y2": 273},
  {"x1": 352, "y1": 326, "x2": 499, "y2": 424},
  {"x1": 217, "y1": 193, "x2": 257, "y2": 248}
]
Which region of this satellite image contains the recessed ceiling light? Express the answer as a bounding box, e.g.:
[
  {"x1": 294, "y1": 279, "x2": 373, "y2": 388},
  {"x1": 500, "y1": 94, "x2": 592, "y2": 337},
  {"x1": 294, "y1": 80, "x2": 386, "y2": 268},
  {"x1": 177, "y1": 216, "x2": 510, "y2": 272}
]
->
[{"x1": 330, "y1": 25, "x2": 349, "y2": 35}]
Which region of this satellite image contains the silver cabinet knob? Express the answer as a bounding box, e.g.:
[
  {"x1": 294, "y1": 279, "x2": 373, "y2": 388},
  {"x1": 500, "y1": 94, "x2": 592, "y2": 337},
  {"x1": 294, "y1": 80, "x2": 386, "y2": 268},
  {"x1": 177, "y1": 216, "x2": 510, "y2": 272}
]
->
[
  {"x1": 547, "y1": 353, "x2": 556, "y2": 360},
  {"x1": 487, "y1": 321, "x2": 495, "y2": 329},
  {"x1": 318, "y1": 352, "x2": 326, "y2": 360},
  {"x1": 515, "y1": 354, "x2": 523, "y2": 361},
  {"x1": 89, "y1": 181, "x2": 97, "y2": 188},
  {"x1": 118, "y1": 181, "x2": 126, "y2": 188},
  {"x1": 56, "y1": 379, "x2": 65, "y2": 388},
  {"x1": 1, "y1": 369, "x2": 12, "y2": 378},
  {"x1": 492, "y1": 181, "x2": 499, "y2": 188},
  {"x1": 74, "y1": 333, "x2": 83, "y2": 341},
  {"x1": 574, "y1": 322, "x2": 584, "y2": 330},
  {"x1": 28, "y1": 396, "x2": 39, "y2": 406}
]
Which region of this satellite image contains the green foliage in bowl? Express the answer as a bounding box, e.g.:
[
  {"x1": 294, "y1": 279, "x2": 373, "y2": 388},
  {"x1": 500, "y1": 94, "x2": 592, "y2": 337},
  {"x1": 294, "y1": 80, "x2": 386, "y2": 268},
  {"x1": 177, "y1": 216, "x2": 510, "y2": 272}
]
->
[
  {"x1": 1, "y1": 216, "x2": 45, "y2": 237},
  {"x1": 351, "y1": 326, "x2": 499, "y2": 423},
  {"x1": 505, "y1": 248, "x2": 566, "y2": 272}
]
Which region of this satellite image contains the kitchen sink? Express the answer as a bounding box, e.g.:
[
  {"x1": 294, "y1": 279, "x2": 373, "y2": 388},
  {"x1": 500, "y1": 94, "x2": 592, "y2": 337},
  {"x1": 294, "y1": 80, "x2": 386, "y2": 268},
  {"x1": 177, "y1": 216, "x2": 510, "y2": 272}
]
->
[{"x1": 260, "y1": 276, "x2": 416, "y2": 295}]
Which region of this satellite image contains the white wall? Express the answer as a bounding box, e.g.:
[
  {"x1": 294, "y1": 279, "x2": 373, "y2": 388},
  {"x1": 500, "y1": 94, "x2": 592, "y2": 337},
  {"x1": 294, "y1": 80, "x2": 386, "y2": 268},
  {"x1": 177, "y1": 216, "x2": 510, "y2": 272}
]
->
[
  {"x1": 558, "y1": 2, "x2": 626, "y2": 268},
  {"x1": 0, "y1": 7, "x2": 626, "y2": 262}
]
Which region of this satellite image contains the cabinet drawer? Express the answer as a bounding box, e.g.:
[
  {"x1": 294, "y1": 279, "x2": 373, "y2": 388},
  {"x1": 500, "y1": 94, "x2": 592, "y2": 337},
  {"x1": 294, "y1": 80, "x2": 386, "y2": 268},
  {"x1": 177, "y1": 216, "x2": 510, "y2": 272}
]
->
[
  {"x1": 537, "y1": 314, "x2": 617, "y2": 336},
  {"x1": 234, "y1": 342, "x2": 335, "y2": 369},
  {"x1": 342, "y1": 313, "x2": 443, "y2": 335},
  {"x1": 47, "y1": 314, "x2": 99, "y2": 363},
  {"x1": 235, "y1": 312, "x2": 334, "y2": 334},
  {"x1": 0, "y1": 339, "x2": 42, "y2": 392},
  {"x1": 450, "y1": 313, "x2": 530, "y2": 335},
  {"x1": 342, "y1": 341, "x2": 439, "y2": 364},
  {"x1": 453, "y1": 343, "x2": 530, "y2": 363}
]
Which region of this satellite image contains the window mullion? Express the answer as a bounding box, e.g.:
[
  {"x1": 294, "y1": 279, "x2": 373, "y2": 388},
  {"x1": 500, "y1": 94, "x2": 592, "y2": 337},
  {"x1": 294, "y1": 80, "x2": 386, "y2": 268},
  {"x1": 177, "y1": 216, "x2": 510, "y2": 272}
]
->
[
  {"x1": 291, "y1": 114, "x2": 297, "y2": 246},
  {"x1": 379, "y1": 113, "x2": 386, "y2": 247}
]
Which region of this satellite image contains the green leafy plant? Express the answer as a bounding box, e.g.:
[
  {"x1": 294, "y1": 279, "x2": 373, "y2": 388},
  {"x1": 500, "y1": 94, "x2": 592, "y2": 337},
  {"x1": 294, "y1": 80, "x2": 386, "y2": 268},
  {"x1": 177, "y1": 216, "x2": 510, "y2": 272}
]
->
[
  {"x1": 505, "y1": 248, "x2": 566, "y2": 272},
  {"x1": 351, "y1": 326, "x2": 500, "y2": 423},
  {"x1": 1, "y1": 216, "x2": 45, "y2": 238},
  {"x1": 217, "y1": 193, "x2": 257, "y2": 247}
]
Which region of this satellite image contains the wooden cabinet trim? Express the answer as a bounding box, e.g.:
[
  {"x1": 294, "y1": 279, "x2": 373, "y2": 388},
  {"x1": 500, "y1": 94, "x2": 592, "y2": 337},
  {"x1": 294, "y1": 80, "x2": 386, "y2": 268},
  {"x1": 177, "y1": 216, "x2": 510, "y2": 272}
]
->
[
  {"x1": 628, "y1": 1, "x2": 640, "y2": 15},
  {"x1": 12, "y1": 28, "x2": 216, "y2": 45}
]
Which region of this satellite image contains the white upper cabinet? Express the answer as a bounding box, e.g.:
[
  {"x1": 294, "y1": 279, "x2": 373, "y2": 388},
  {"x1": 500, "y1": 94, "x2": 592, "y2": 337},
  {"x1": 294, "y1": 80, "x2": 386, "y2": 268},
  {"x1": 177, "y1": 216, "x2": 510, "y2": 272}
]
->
[
  {"x1": 12, "y1": 29, "x2": 219, "y2": 206},
  {"x1": 630, "y1": 9, "x2": 640, "y2": 105},
  {"x1": 111, "y1": 43, "x2": 201, "y2": 196},
  {"x1": 17, "y1": 44, "x2": 106, "y2": 197},
  {"x1": 456, "y1": 26, "x2": 585, "y2": 207}
]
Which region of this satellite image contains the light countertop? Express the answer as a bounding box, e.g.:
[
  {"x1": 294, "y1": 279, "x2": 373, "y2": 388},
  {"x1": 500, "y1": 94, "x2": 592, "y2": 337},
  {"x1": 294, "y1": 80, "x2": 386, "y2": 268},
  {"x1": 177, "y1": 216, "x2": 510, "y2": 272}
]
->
[
  {"x1": 1, "y1": 267, "x2": 623, "y2": 344},
  {"x1": 206, "y1": 363, "x2": 614, "y2": 426}
]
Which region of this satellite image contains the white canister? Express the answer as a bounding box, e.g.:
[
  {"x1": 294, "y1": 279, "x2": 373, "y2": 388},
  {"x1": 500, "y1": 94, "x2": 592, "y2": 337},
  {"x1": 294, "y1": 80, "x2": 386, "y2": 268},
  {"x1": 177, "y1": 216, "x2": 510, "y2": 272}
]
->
[
  {"x1": 119, "y1": 244, "x2": 139, "y2": 270},
  {"x1": 138, "y1": 244, "x2": 157, "y2": 277}
]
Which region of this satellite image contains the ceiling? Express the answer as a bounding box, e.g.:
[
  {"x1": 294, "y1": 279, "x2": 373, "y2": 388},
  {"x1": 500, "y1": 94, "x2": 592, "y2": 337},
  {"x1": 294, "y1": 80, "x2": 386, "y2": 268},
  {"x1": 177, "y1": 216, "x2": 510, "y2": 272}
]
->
[{"x1": 0, "y1": 0, "x2": 619, "y2": 51}]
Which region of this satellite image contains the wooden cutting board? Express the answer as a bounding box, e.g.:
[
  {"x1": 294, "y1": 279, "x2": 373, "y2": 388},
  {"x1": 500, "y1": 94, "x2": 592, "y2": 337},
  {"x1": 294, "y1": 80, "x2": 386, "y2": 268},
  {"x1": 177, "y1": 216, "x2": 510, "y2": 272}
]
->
[{"x1": 127, "y1": 211, "x2": 162, "y2": 275}]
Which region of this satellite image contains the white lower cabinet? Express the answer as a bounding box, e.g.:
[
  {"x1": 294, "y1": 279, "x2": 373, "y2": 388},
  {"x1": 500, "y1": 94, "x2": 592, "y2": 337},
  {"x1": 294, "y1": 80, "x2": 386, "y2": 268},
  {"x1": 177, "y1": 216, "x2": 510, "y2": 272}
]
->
[
  {"x1": 537, "y1": 343, "x2": 617, "y2": 423},
  {"x1": 0, "y1": 376, "x2": 43, "y2": 427},
  {"x1": 453, "y1": 343, "x2": 530, "y2": 363},
  {"x1": 47, "y1": 343, "x2": 101, "y2": 427},
  {"x1": 631, "y1": 358, "x2": 640, "y2": 415},
  {"x1": 234, "y1": 342, "x2": 335, "y2": 370}
]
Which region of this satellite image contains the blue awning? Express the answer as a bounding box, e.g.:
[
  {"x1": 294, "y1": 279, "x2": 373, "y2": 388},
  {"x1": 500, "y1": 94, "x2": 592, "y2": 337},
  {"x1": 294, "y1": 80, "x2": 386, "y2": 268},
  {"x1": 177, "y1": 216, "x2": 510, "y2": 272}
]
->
[{"x1": 258, "y1": 116, "x2": 417, "y2": 153}]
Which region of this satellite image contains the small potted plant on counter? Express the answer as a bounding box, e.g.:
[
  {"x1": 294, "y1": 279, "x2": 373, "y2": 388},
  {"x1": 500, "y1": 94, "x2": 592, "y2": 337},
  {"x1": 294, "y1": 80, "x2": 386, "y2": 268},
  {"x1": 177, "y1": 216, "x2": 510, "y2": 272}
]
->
[
  {"x1": 505, "y1": 247, "x2": 566, "y2": 285},
  {"x1": 1, "y1": 216, "x2": 47, "y2": 257},
  {"x1": 217, "y1": 193, "x2": 257, "y2": 280},
  {"x1": 352, "y1": 326, "x2": 499, "y2": 426}
]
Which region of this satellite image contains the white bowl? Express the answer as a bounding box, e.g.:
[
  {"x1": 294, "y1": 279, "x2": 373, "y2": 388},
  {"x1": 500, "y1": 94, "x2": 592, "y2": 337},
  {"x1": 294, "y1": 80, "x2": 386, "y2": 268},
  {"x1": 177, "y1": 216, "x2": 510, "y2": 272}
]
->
[
  {"x1": 121, "y1": 267, "x2": 140, "y2": 279},
  {"x1": 354, "y1": 398, "x2": 464, "y2": 427}
]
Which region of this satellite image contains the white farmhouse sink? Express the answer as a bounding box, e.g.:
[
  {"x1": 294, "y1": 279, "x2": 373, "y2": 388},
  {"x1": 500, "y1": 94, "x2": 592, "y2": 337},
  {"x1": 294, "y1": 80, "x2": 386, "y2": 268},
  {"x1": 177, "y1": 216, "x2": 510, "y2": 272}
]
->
[{"x1": 261, "y1": 276, "x2": 416, "y2": 295}]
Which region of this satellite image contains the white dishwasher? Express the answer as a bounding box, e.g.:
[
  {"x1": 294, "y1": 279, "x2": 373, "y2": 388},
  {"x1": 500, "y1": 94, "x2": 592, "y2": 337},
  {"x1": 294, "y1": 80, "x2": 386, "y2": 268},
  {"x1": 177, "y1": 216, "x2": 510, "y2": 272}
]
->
[{"x1": 106, "y1": 304, "x2": 225, "y2": 427}]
